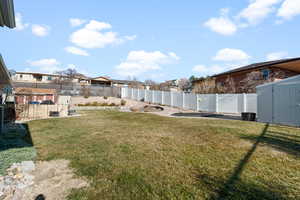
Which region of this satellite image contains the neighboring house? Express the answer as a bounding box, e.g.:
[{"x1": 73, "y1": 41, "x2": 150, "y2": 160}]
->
[
  {"x1": 12, "y1": 72, "x2": 81, "y2": 84},
  {"x1": 111, "y1": 79, "x2": 145, "y2": 89},
  {"x1": 192, "y1": 57, "x2": 300, "y2": 94},
  {"x1": 14, "y1": 88, "x2": 57, "y2": 104},
  {"x1": 159, "y1": 79, "x2": 192, "y2": 92},
  {"x1": 89, "y1": 76, "x2": 112, "y2": 86}
]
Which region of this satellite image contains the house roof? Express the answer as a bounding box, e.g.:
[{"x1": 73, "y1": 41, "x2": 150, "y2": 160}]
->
[
  {"x1": 0, "y1": 0, "x2": 16, "y2": 28},
  {"x1": 16, "y1": 71, "x2": 67, "y2": 77},
  {"x1": 90, "y1": 76, "x2": 111, "y2": 82},
  {"x1": 15, "y1": 87, "x2": 56, "y2": 95},
  {"x1": 111, "y1": 79, "x2": 144, "y2": 85},
  {"x1": 0, "y1": 54, "x2": 12, "y2": 88},
  {"x1": 212, "y1": 57, "x2": 300, "y2": 77}
]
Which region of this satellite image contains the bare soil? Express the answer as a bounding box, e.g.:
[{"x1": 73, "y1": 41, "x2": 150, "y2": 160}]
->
[{"x1": 18, "y1": 160, "x2": 88, "y2": 200}]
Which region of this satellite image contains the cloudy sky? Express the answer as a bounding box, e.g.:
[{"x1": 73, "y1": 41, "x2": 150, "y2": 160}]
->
[{"x1": 1, "y1": 0, "x2": 300, "y2": 81}]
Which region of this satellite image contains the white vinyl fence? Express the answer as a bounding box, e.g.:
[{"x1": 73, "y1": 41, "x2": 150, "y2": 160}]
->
[{"x1": 122, "y1": 88, "x2": 257, "y2": 114}]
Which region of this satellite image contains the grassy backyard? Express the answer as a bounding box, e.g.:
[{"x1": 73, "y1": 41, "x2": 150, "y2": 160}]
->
[{"x1": 27, "y1": 110, "x2": 300, "y2": 200}]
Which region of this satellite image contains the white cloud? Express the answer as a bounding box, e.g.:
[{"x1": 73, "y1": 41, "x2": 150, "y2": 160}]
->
[
  {"x1": 277, "y1": 0, "x2": 300, "y2": 20},
  {"x1": 70, "y1": 20, "x2": 135, "y2": 49},
  {"x1": 70, "y1": 18, "x2": 86, "y2": 27},
  {"x1": 266, "y1": 51, "x2": 289, "y2": 61},
  {"x1": 204, "y1": 8, "x2": 237, "y2": 35},
  {"x1": 115, "y1": 50, "x2": 179, "y2": 77},
  {"x1": 192, "y1": 65, "x2": 225, "y2": 76},
  {"x1": 31, "y1": 24, "x2": 50, "y2": 37},
  {"x1": 65, "y1": 46, "x2": 89, "y2": 56},
  {"x1": 124, "y1": 35, "x2": 137, "y2": 41},
  {"x1": 27, "y1": 58, "x2": 61, "y2": 73},
  {"x1": 213, "y1": 48, "x2": 251, "y2": 62},
  {"x1": 238, "y1": 0, "x2": 282, "y2": 25},
  {"x1": 15, "y1": 13, "x2": 29, "y2": 31}
]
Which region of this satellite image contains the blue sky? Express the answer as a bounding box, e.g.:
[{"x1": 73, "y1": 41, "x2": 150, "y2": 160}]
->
[{"x1": 1, "y1": 0, "x2": 300, "y2": 82}]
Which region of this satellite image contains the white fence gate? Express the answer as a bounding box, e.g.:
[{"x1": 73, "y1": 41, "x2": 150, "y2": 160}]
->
[
  {"x1": 257, "y1": 75, "x2": 300, "y2": 126},
  {"x1": 122, "y1": 88, "x2": 257, "y2": 114}
]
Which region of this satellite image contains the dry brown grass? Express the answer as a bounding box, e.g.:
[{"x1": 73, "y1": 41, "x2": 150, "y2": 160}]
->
[{"x1": 27, "y1": 110, "x2": 300, "y2": 200}]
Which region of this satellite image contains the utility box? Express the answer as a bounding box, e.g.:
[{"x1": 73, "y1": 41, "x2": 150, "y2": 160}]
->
[{"x1": 257, "y1": 75, "x2": 300, "y2": 127}]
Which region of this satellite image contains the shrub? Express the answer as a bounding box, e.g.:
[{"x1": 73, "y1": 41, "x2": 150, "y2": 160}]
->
[
  {"x1": 103, "y1": 96, "x2": 108, "y2": 100},
  {"x1": 121, "y1": 100, "x2": 126, "y2": 106}
]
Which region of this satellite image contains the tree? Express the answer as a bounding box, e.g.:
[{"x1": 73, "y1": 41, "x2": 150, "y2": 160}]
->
[
  {"x1": 177, "y1": 78, "x2": 191, "y2": 91},
  {"x1": 193, "y1": 77, "x2": 216, "y2": 94},
  {"x1": 53, "y1": 68, "x2": 82, "y2": 85},
  {"x1": 189, "y1": 75, "x2": 197, "y2": 82}
]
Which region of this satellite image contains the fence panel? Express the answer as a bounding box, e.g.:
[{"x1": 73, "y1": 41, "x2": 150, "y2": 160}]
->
[
  {"x1": 132, "y1": 89, "x2": 138, "y2": 100},
  {"x1": 218, "y1": 94, "x2": 240, "y2": 114},
  {"x1": 162, "y1": 91, "x2": 171, "y2": 106},
  {"x1": 145, "y1": 90, "x2": 152, "y2": 102},
  {"x1": 127, "y1": 88, "x2": 133, "y2": 99},
  {"x1": 121, "y1": 87, "x2": 257, "y2": 114},
  {"x1": 138, "y1": 89, "x2": 145, "y2": 101},
  {"x1": 184, "y1": 93, "x2": 197, "y2": 110},
  {"x1": 172, "y1": 92, "x2": 183, "y2": 108},
  {"x1": 246, "y1": 94, "x2": 257, "y2": 113},
  {"x1": 153, "y1": 91, "x2": 162, "y2": 104},
  {"x1": 197, "y1": 94, "x2": 216, "y2": 112}
]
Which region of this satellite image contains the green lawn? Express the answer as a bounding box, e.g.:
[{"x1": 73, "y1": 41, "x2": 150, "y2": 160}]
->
[{"x1": 27, "y1": 110, "x2": 300, "y2": 200}]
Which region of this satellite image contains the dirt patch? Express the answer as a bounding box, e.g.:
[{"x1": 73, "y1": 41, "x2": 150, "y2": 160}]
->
[{"x1": 14, "y1": 160, "x2": 88, "y2": 200}]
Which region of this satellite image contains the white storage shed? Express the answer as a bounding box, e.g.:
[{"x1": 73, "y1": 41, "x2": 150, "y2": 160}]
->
[{"x1": 257, "y1": 75, "x2": 300, "y2": 127}]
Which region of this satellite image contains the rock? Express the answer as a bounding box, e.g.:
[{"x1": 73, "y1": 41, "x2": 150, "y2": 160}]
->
[
  {"x1": 130, "y1": 106, "x2": 144, "y2": 112},
  {"x1": 20, "y1": 161, "x2": 35, "y2": 173},
  {"x1": 0, "y1": 161, "x2": 36, "y2": 199},
  {"x1": 143, "y1": 105, "x2": 164, "y2": 112}
]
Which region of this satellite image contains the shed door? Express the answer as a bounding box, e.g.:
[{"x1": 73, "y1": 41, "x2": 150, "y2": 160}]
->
[{"x1": 273, "y1": 82, "x2": 300, "y2": 127}]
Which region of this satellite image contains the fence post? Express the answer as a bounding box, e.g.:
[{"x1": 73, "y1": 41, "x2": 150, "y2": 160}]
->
[
  {"x1": 182, "y1": 92, "x2": 186, "y2": 109},
  {"x1": 196, "y1": 94, "x2": 199, "y2": 111},
  {"x1": 243, "y1": 93, "x2": 247, "y2": 112},
  {"x1": 171, "y1": 92, "x2": 174, "y2": 107},
  {"x1": 215, "y1": 94, "x2": 219, "y2": 113},
  {"x1": 131, "y1": 88, "x2": 134, "y2": 99},
  {"x1": 145, "y1": 89, "x2": 147, "y2": 102},
  {"x1": 162, "y1": 91, "x2": 164, "y2": 105},
  {"x1": 152, "y1": 90, "x2": 155, "y2": 103},
  {"x1": 137, "y1": 88, "x2": 140, "y2": 101}
]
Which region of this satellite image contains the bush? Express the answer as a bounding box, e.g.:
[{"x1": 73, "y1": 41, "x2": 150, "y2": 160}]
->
[
  {"x1": 121, "y1": 100, "x2": 126, "y2": 106},
  {"x1": 103, "y1": 96, "x2": 108, "y2": 100}
]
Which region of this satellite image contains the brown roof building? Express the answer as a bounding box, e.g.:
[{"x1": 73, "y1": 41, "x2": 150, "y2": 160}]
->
[
  {"x1": 14, "y1": 88, "x2": 57, "y2": 104},
  {"x1": 192, "y1": 57, "x2": 300, "y2": 94}
]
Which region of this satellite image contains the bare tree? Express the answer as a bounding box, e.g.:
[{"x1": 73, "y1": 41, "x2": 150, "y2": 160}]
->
[
  {"x1": 53, "y1": 68, "x2": 83, "y2": 86},
  {"x1": 193, "y1": 77, "x2": 216, "y2": 94},
  {"x1": 214, "y1": 76, "x2": 237, "y2": 93},
  {"x1": 177, "y1": 78, "x2": 190, "y2": 91}
]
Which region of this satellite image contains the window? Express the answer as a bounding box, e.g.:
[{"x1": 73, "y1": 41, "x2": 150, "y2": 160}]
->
[
  {"x1": 262, "y1": 69, "x2": 270, "y2": 80},
  {"x1": 20, "y1": 74, "x2": 23, "y2": 79},
  {"x1": 47, "y1": 76, "x2": 52, "y2": 81}
]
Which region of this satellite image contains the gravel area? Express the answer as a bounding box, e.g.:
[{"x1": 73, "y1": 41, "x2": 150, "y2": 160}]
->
[{"x1": 0, "y1": 160, "x2": 88, "y2": 200}]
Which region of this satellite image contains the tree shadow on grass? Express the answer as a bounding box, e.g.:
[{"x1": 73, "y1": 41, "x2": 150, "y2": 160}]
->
[
  {"x1": 196, "y1": 172, "x2": 288, "y2": 200},
  {"x1": 196, "y1": 124, "x2": 289, "y2": 200},
  {"x1": 0, "y1": 123, "x2": 34, "y2": 152},
  {"x1": 240, "y1": 127, "x2": 300, "y2": 157}
]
